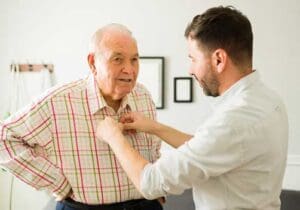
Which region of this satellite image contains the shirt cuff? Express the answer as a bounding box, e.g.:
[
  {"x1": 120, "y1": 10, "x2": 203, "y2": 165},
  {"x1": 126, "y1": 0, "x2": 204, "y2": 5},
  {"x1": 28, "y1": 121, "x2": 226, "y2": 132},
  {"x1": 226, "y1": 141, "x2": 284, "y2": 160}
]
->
[{"x1": 140, "y1": 163, "x2": 166, "y2": 199}]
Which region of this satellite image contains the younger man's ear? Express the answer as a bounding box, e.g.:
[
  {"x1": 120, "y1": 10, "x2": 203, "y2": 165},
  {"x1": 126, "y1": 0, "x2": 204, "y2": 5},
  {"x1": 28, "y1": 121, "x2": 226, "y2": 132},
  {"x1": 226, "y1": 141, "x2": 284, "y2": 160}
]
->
[
  {"x1": 212, "y1": 49, "x2": 227, "y2": 73},
  {"x1": 87, "y1": 54, "x2": 97, "y2": 75}
]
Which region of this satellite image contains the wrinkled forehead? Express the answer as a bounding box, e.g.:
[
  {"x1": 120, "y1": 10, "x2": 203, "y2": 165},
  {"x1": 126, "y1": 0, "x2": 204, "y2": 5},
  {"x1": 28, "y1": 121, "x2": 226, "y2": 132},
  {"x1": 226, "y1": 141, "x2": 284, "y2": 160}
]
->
[{"x1": 99, "y1": 32, "x2": 138, "y2": 57}]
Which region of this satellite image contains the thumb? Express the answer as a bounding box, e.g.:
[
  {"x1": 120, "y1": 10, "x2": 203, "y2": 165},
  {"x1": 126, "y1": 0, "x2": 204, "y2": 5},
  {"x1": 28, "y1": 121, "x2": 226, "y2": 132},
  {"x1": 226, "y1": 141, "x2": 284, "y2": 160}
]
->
[{"x1": 118, "y1": 122, "x2": 124, "y2": 130}]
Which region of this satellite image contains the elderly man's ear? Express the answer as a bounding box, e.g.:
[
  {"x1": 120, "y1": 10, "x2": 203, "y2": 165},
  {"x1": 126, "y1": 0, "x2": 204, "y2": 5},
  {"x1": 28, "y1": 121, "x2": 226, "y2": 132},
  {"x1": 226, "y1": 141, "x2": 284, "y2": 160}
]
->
[{"x1": 87, "y1": 54, "x2": 97, "y2": 75}]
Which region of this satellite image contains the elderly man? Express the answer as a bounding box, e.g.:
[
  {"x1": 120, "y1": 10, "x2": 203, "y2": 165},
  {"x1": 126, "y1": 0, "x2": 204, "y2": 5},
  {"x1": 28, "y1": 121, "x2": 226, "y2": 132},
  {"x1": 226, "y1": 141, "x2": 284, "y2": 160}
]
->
[{"x1": 0, "y1": 24, "x2": 162, "y2": 210}]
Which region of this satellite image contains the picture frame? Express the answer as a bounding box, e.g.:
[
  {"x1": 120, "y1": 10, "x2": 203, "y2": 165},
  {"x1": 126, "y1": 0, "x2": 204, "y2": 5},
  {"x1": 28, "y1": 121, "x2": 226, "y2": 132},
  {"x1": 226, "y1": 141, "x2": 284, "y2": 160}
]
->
[
  {"x1": 138, "y1": 56, "x2": 165, "y2": 109},
  {"x1": 174, "y1": 77, "x2": 193, "y2": 103}
]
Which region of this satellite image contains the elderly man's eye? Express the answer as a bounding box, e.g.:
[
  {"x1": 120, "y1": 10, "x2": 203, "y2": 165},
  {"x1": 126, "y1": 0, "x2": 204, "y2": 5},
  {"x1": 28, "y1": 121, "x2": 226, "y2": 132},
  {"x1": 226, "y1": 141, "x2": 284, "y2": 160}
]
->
[{"x1": 111, "y1": 56, "x2": 123, "y2": 63}]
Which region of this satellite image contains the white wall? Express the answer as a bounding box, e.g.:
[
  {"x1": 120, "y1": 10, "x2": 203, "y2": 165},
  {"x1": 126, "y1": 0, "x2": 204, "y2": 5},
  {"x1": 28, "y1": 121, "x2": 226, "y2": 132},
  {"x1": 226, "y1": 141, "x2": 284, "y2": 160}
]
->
[{"x1": 0, "y1": 0, "x2": 300, "y2": 209}]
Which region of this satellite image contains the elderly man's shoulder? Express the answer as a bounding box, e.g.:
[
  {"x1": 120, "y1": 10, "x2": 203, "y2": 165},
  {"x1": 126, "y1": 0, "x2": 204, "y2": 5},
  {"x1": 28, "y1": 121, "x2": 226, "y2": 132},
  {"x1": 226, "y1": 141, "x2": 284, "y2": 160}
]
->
[{"x1": 31, "y1": 77, "x2": 89, "y2": 105}]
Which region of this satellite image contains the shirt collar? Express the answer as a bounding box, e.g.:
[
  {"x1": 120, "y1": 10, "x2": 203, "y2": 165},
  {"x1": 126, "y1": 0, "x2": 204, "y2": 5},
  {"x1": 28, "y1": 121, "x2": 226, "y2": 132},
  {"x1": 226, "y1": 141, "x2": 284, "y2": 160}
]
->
[
  {"x1": 211, "y1": 71, "x2": 260, "y2": 108},
  {"x1": 86, "y1": 75, "x2": 137, "y2": 114},
  {"x1": 119, "y1": 93, "x2": 137, "y2": 112}
]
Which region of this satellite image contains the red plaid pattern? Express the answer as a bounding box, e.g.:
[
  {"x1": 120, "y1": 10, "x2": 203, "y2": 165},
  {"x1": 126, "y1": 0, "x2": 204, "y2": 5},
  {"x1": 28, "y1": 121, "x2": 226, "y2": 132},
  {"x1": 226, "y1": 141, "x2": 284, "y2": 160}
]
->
[{"x1": 0, "y1": 75, "x2": 160, "y2": 204}]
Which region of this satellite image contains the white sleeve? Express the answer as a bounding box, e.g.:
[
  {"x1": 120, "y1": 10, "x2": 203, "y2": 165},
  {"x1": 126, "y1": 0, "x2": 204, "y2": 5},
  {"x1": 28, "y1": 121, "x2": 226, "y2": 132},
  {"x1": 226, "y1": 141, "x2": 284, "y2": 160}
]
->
[
  {"x1": 140, "y1": 146, "x2": 209, "y2": 199},
  {"x1": 140, "y1": 113, "x2": 244, "y2": 199}
]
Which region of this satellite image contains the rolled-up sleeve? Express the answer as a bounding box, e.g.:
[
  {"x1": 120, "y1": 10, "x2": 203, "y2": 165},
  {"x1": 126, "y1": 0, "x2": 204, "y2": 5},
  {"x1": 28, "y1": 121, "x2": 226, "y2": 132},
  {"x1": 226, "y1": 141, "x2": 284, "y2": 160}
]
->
[{"x1": 140, "y1": 146, "x2": 208, "y2": 199}]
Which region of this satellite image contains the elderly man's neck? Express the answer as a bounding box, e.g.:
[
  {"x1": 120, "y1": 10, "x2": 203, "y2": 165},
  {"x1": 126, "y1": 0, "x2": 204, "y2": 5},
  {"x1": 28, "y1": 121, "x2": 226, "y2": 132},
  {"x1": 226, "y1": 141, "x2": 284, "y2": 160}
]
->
[{"x1": 104, "y1": 96, "x2": 122, "y2": 113}]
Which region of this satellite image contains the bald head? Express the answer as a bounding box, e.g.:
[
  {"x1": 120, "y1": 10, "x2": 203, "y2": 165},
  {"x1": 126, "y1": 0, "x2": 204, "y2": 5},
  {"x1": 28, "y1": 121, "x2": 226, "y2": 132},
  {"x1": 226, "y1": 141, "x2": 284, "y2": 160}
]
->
[{"x1": 89, "y1": 23, "x2": 137, "y2": 55}]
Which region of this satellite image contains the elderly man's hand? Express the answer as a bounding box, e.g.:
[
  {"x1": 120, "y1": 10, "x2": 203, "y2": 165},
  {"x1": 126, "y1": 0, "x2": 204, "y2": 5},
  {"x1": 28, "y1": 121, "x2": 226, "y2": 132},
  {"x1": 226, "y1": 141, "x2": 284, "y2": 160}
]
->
[
  {"x1": 54, "y1": 189, "x2": 73, "y2": 201},
  {"x1": 96, "y1": 117, "x2": 124, "y2": 144}
]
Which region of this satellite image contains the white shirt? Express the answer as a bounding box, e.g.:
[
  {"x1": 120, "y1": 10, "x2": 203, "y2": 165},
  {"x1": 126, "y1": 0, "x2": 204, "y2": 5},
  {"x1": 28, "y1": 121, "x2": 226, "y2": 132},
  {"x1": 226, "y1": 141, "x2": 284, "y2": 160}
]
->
[{"x1": 141, "y1": 71, "x2": 288, "y2": 210}]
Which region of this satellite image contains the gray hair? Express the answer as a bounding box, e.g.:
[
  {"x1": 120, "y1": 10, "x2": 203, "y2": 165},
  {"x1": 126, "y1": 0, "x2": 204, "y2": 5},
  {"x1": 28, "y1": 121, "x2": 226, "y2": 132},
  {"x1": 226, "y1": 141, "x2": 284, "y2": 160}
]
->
[{"x1": 88, "y1": 23, "x2": 135, "y2": 54}]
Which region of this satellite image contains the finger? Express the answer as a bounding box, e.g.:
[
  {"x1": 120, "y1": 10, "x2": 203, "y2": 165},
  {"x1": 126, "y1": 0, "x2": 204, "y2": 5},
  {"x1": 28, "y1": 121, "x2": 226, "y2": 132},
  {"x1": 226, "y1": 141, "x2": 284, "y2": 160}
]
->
[
  {"x1": 119, "y1": 117, "x2": 133, "y2": 124},
  {"x1": 128, "y1": 129, "x2": 137, "y2": 134},
  {"x1": 118, "y1": 122, "x2": 124, "y2": 130},
  {"x1": 120, "y1": 114, "x2": 134, "y2": 123},
  {"x1": 123, "y1": 122, "x2": 135, "y2": 130},
  {"x1": 123, "y1": 129, "x2": 136, "y2": 135},
  {"x1": 123, "y1": 128, "x2": 136, "y2": 135},
  {"x1": 119, "y1": 117, "x2": 126, "y2": 123}
]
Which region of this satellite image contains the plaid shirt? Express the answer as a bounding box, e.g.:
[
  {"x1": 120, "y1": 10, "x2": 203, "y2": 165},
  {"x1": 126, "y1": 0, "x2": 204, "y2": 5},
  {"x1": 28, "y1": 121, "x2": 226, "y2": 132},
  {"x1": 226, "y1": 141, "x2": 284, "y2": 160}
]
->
[{"x1": 0, "y1": 75, "x2": 161, "y2": 204}]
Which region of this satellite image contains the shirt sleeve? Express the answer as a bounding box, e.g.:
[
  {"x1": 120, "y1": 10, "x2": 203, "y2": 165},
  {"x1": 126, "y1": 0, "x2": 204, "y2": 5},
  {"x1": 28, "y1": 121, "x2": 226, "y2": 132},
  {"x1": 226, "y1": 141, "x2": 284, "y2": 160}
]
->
[
  {"x1": 0, "y1": 98, "x2": 71, "y2": 198},
  {"x1": 140, "y1": 112, "x2": 245, "y2": 199}
]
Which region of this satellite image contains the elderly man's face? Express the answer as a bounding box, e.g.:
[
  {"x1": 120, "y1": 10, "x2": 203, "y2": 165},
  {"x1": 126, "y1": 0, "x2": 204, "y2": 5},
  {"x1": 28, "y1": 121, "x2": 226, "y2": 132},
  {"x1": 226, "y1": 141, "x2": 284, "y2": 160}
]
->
[{"x1": 93, "y1": 33, "x2": 139, "y2": 101}]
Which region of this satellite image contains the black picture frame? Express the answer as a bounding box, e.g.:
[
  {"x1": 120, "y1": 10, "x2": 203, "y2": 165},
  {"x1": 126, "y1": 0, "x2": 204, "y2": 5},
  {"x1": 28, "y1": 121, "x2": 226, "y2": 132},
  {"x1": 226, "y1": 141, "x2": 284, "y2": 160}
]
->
[
  {"x1": 174, "y1": 77, "x2": 193, "y2": 103},
  {"x1": 138, "y1": 56, "x2": 165, "y2": 109}
]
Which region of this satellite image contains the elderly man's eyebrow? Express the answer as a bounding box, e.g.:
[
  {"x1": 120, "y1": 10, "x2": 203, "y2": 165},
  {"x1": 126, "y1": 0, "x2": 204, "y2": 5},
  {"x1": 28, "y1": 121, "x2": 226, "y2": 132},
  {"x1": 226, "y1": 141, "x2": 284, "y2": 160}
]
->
[
  {"x1": 111, "y1": 52, "x2": 123, "y2": 57},
  {"x1": 111, "y1": 52, "x2": 139, "y2": 58}
]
